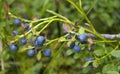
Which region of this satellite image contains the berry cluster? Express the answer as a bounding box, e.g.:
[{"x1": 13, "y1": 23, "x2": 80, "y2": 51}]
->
[
  {"x1": 9, "y1": 19, "x2": 51, "y2": 57},
  {"x1": 68, "y1": 34, "x2": 87, "y2": 53},
  {"x1": 66, "y1": 33, "x2": 96, "y2": 68}
]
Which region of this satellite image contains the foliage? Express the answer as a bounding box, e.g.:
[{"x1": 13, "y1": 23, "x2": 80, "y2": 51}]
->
[{"x1": 0, "y1": 0, "x2": 120, "y2": 74}]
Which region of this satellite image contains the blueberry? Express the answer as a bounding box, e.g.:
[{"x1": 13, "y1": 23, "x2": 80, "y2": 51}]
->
[
  {"x1": 73, "y1": 45, "x2": 81, "y2": 53},
  {"x1": 9, "y1": 43, "x2": 18, "y2": 51},
  {"x1": 11, "y1": 30, "x2": 18, "y2": 36},
  {"x1": 27, "y1": 49, "x2": 35, "y2": 57},
  {"x1": 43, "y1": 49, "x2": 51, "y2": 57},
  {"x1": 76, "y1": 34, "x2": 87, "y2": 44},
  {"x1": 34, "y1": 36, "x2": 45, "y2": 46},
  {"x1": 20, "y1": 38, "x2": 27, "y2": 45},
  {"x1": 14, "y1": 19, "x2": 21, "y2": 26},
  {"x1": 69, "y1": 42, "x2": 75, "y2": 49}
]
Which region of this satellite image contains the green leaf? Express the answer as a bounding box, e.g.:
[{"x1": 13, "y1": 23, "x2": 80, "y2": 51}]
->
[
  {"x1": 83, "y1": 61, "x2": 92, "y2": 68},
  {"x1": 37, "y1": 51, "x2": 42, "y2": 61},
  {"x1": 94, "y1": 49, "x2": 105, "y2": 56},
  {"x1": 93, "y1": 60, "x2": 99, "y2": 68},
  {"x1": 78, "y1": 27, "x2": 85, "y2": 34},
  {"x1": 107, "y1": 71, "x2": 119, "y2": 74},
  {"x1": 102, "y1": 64, "x2": 117, "y2": 73},
  {"x1": 73, "y1": 53, "x2": 81, "y2": 59},
  {"x1": 66, "y1": 49, "x2": 74, "y2": 56},
  {"x1": 111, "y1": 50, "x2": 120, "y2": 58},
  {"x1": 58, "y1": 37, "x2": 67, "y2": 42}
]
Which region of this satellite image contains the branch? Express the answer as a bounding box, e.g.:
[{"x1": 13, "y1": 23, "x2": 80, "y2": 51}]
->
[
  {"x1": 0, "y1": 39, "x2": 4, "y2": 71},
  {"x1": 86, "y1": 33, "x2": 120, "y2": 39}
]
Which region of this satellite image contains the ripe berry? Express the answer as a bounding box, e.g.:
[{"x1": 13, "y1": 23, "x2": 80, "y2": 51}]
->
[
  {"x1": 34, "y1": 36, "x2": 45, "y2": 46},
  {"x1": 11, "y1": 30, "x2": 18, "y2": 36},
  {"x1": 69, "y1": 42, "x2": 75, "y2": 49},
  {"x1": 73, "y1": 45, "x2": 81, "y2": 53},
  {"x1": 43, "y1": 49, "x2": 51, "y2": 57},
  {"x1": 27, "y1": 49, "x2": 35, "y2": 57},
  {"x1": 20, "y1": 38, "x2": 27, "y2": 45},
  {"x1": 76, "y1": 34, "x2": 87, "y2": 44},
  {"x1": 9, "y1": 43, "x2": 18, "y2": 51},
  {"x1": 14, "y1": 19, "x2": 21, "y2": 26}
]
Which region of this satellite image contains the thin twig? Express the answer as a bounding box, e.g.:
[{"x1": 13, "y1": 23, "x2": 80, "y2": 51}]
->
[{"x1": 85, "y1": 33, "x2": 120, "y2": 39}]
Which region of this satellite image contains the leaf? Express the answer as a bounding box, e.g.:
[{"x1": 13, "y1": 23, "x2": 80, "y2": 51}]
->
[
  {"x1": 37, "y1": 51, "x2": 42, "y2": 61},
  {"x1": 107, "y1": 71, "x2": 119, "y2": 74},
  {"x1": 58, "y1": 37, "x2": 67, "y2": 42},
  {"x1": 66, "y1": 49, "x2": 74, "y2": 56},
  {"x1": 62, "y1": 23, "x2": 72, "y2": 33},
  {"x1": 111, "y1": 50, "x2": 120, "y2": 58},
  {"x1": 94, "y1": 49, "x2": 105, "y2": 56},
  {"x1": 102, "y1": 64, "x2": 117, "y2": 73},
  {"x1": 78, "y1": 27, "x2": 85, "y2": 34},
  {"x1": 73, "y1": 53, "x2": 81, "y2": 59},
  {"x1": 93, "y1": 60, "x2": 99, "y2": 68},
  {"x1": 83, "y1": 61, "x2": 92, "y2": 68}
]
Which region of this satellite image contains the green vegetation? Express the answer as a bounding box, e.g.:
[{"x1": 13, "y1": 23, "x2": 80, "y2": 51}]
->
[{"x1": 0, "y1": 0, "x2": 120, "y2": 74}]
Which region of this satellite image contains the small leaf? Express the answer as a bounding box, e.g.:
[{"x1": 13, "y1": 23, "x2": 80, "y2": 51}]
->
[
  {"x1": 73, "y1": 53, "x2": 81, "y2": 59},
  {"x1": 83, "y1": 61, "x2": 92, "y2": 68},
  {"x1": 93, "y1": 60, "x2": 99, "y2": 68},
  {"x1": 58, "y1": 37, "x2": 67, "y2": 42},
  {"x1": 111, "y1": 50, "x2": 120, "y2": 58},
  {"x1": 66, "y1": 49, "x2": 74, "y2": 56},
  {"x1": 37, "y1": 51, "x2": 42, "y2": 61},
  {"x1": 94, "y1": 49, "x2": 105, "y2": 56},
  {"x1": 78, "y1": 27, "x2": 85, "y2": 34}
]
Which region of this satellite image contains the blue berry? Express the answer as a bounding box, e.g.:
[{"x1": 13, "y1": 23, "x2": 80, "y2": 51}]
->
[
  {"x1": 43, "y1": 49, "x2": 51, "y2": 57},
  {"x1": 76, "y1": 34, "x2": 87, "y2": 44},
  {"x1": 27, "y1": 49, "x2": 35, "y2": 57},
  {"x1": 20, "y1": 38, "x2": 27, "y2": 45},
  {"x1": 11, "y1": 30, "x2": 18, "y2": 36},
  {"x1": 34, "y1": 36, "x2": 45, "y2": 46},
  {"x1": 69, "y1": 42, "x2": 75, "y2": 49},
  {"x1": 9, "y1": 43, "x2": 18, "y2": 51},
  {"x1": 73, "y1": 45, "x2": 81, "y2": 53},
  {"x1": 14, "y1": 19, "x2": 21, "y2": 26}
]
